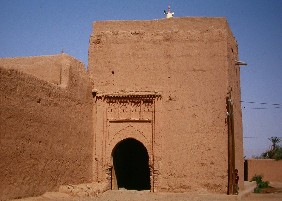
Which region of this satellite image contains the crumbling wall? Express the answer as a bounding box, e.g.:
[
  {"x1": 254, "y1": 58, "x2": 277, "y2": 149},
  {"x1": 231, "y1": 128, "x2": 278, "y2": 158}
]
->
[
  {"x1": 88, "y1": 18, "x2": 243, "y2": 193},
  {"x1": 0, "y1": 54, "x2": 93, "y2": 200}
]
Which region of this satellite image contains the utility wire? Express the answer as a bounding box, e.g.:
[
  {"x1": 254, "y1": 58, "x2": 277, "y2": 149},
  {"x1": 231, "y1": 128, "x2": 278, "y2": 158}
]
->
[
  {"x1": 244, "y1": 136, "x2": 282, "y2": 139},
  {"x1": 241, "y1": 100, "x2": 281, "y2": 109}
]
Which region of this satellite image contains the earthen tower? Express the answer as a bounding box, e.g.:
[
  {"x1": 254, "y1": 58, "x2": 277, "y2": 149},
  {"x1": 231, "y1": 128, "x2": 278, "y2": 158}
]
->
[
  {"x1": 88, "y1": 17, "x2": 243, "y2": 194},
  {"x1": 0, "y1": 17, "x2": 244, "y2": 200}
]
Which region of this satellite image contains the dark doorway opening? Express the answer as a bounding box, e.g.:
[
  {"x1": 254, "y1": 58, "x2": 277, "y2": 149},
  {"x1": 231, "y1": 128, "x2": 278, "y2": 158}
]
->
[{"x1": 112, "y1": 138, "x2": 151, "y2": 190}]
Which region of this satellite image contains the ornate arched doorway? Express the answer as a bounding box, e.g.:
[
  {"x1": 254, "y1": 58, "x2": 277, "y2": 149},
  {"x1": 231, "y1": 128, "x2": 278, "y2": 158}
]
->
[{"x1": 111, "y1": 138, "x2": 151, "y2": 190}]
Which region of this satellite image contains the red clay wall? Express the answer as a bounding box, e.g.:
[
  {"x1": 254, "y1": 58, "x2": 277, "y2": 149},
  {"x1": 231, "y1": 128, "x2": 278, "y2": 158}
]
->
[
  {"x1": 0, "y1": 54, "x2": 93, "y2": 200},
  {"x1": 88, "y1": 18, "x2": 243, "y2": 193},
  {"x1": 247, "y1": 159, "x2": 282, "y2": 182}
]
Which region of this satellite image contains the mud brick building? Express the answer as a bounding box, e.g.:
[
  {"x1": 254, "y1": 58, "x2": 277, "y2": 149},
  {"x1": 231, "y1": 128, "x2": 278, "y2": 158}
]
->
[{"x1": 0, "y1": 17, "x2": 244, "y2": 200}]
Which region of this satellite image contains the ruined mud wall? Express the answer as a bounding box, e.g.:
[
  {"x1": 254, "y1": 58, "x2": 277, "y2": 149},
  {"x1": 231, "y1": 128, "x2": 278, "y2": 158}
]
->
[
  {"x1": 0, "y1": 55, "x2": 93, "y2": 200},
  {"x1": 247, "y1": 159, "x2": 282, "y2": 182},
  {"x1": 0, "y1": 55, "x2": 63, "y2": 85},
  {"x1": 89, "y1": 18, "x2": 243, "y2": 193}
]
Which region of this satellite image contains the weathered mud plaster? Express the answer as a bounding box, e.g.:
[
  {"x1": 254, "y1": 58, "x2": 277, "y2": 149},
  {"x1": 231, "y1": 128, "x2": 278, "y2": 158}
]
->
[
  {"x1": 0, "y1": 54, "x2": 93, "y2": 200},
  {"x1": 88, "y1": 17, "x2": 244, "y2": 194},
  {"x1": 0, "y1": 17, "x2": 244, "y2": 200}
]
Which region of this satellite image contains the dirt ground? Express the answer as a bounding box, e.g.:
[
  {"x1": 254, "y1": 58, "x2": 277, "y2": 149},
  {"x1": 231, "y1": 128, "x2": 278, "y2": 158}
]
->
[
  {"x1": 93, "y1": 190, "x2": 282, "y2": 201},
  {"x1": 260, "y1": 186, "x2": 282, "y2": 194},
  {"x1": 244, "y1": 182, "x2": 282, "y2": 201},
  {"x1": 14, "y1": 182, "x2": 282, "y2": 201},
  {"x1": 14, "y1": 191, "x2": 282, "y2": 201},
  {"x1": 245, "y1": 193, "x2": 282, "y2": 201}
]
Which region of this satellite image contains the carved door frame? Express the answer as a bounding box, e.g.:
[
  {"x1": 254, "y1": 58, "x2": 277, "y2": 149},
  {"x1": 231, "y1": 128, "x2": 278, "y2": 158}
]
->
[{"x1": 94, "y1": 92, "x2": 161, "y2": 192}]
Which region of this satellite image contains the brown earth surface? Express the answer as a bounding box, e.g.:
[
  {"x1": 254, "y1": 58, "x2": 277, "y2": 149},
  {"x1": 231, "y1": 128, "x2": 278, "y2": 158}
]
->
[
  {"x1": 245, "y1": 182, "x2": 282, "y2": 201},
  {"x1": 260, "y1": 186, "x2": 282, "y2": 194},
  {"x1": 245, "y1": 193, "x2": 282, "y2": 201},
  {"x1": 12, "y1": 191, "x2": 282, "y2": 201},
  {"x1": 12, "y1": 182, "x2": 282, "y2": 201}
]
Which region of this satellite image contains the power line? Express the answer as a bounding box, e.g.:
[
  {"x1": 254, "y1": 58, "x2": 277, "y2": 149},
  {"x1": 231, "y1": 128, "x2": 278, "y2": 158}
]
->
[
  {"x1": 241, "y1": 100, "x2": 280, "y2": 106},
  {"x1": 244, "y1": 136, "x2": 282, "y2": 139},
  {"x1": 241, "y1": 100, "x2": 281, "y2": 109}
]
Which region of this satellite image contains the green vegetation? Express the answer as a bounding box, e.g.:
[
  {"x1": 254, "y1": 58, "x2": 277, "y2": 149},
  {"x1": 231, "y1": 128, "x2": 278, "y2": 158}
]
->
[
  {"x1": 251, "y1": 175, "x2": 269, "y2": 193},
  {"x1": 261, "y1": 137, "x2": 282, "y2": 160}
]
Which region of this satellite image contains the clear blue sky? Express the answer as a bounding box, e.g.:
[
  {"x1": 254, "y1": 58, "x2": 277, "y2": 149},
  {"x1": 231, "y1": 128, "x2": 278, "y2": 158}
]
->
[{"x1": 1, "y1": 0, "x2": 281, "y2": 158}]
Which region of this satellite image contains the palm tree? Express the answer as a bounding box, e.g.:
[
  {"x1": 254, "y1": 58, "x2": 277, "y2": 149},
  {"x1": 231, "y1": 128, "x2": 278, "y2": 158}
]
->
[
  {"x1": 261, "y1": 137, "x2": 281, "y2": 159},
  {"x1": 268, "y1": 137, "x2": 281, "y2": 151},
  {"x1": 262, "y1": 137, "x2": 282, "y2": 160}
]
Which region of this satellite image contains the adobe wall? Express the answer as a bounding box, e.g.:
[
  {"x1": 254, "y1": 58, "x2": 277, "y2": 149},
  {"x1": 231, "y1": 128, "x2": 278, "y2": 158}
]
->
[
  {"x1": 226, "y1": 27, "x2": 244, "y2": 190},
  {"x1": 0, "y1": 55, "x2": 63, "y2": 86},
  {"x1": 0, "y1": 54, "x2": 93, "y2": 200},
  {"x1": 247, "y1": 159, "x2": 282, "y2": 182},
  {"x1": 88, "y1": 18, "x2": 243, "y2": 193}
]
